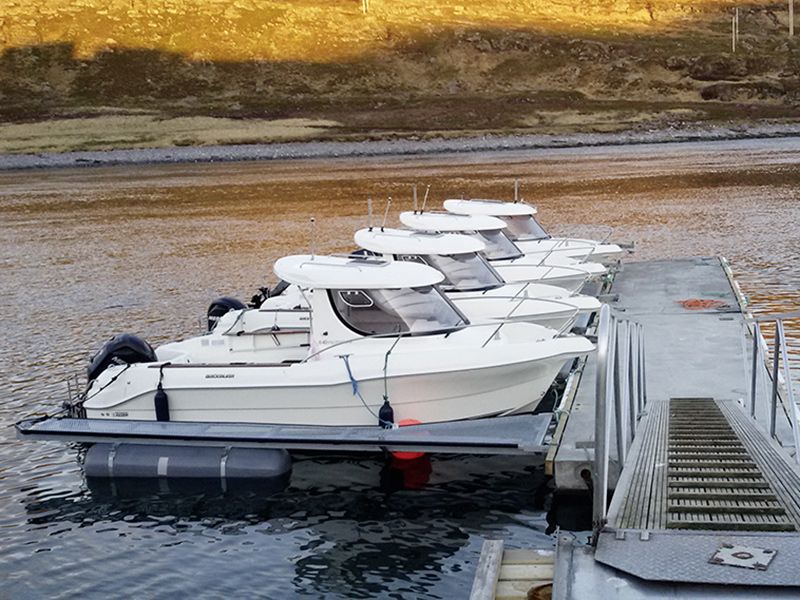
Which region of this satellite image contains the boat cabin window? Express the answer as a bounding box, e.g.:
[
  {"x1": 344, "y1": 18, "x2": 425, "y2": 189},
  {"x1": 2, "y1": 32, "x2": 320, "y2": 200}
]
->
[
  {"x1": 338, "y1": 290, "x2": 374, "y2": 307},
  {"x1": 330, "y1": 286, "x2": 468, "y2": 336},
  {"x1": 501, "y1": 215, "x2": 550, "y2": 241},
  {"x1": 473, "y1": 229, "x2": 524, "y2": 260},
  {"x1": 397, "y1": 252, "x2": 504, "y2": 292}
]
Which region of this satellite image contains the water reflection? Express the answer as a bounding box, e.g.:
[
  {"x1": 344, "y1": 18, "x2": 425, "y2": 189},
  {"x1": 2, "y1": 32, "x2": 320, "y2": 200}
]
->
[{"x1": 18, "y1": 453, "x2": 554, "y2": 598}]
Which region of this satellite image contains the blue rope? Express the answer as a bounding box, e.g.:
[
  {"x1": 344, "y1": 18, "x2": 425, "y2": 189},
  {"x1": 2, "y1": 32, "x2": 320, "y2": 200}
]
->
[
  {"x1": 340, "y1": 354, "x2": 391, "y2": 426},
  {"x1": 341, "y1": 354, "x2": 360, "y2": 396}
]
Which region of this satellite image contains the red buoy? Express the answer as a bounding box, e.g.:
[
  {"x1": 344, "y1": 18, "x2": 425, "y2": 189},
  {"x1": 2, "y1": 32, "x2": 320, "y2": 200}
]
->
[{"x1": 391, "y1": 418, "x2": 425, "y2": 460}]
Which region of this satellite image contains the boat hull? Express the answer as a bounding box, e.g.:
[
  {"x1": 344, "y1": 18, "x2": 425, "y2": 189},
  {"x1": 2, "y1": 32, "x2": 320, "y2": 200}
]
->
[{"x1": 84, "y1": 335, "x2": 591, "y2": 426}]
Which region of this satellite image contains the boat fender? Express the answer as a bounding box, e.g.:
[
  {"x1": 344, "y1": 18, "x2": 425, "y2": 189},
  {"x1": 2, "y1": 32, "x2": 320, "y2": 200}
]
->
[
  {"x1": 154, "y1": 363, "x2": 171, "y2": 422},
  {"x1": 391, "y1": 419, "x2": 425, "y2": 460},
  {"x1": 207, "y1": 296, "x2": 247, "y2": 331},
  {"x1": 379, "y1": 398, "x2": 394, "y2": 429}
]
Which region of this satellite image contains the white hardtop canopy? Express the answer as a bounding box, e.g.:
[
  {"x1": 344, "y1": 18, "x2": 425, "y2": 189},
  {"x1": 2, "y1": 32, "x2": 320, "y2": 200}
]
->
[
  {"x1": 354, "y1": 228, "x2": 485, "y2": 256},
  {"x1": 274, "y1": 254, "x2": 445, "y2": 290},
  {"x1": 444, "y1": 199, "x2": 538, "y2": 217},
  {"x1": 399, "y1": 211, "x2": 507, "y2": 233}
]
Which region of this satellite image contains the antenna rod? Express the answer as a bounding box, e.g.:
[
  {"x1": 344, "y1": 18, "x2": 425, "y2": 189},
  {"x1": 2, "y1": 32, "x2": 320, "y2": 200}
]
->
[
  {"x1": 381, "y1": 197, "x2": 392, "y2": 231},
  {"x1": 310, "y1": 217, "x2": 316, "y2": 258},
  {"x1": 368, "y1": 197, "x2": 373, "y2": 231},
  {"x1": 514, "y1": 179, "x2": 520, "y2": 202},
  {"x1": 420, "y1": 185, "x2": 430, "y2": 212},
  {"x1": 413, "y1": 184, "x2": 418, "y2": 213}
]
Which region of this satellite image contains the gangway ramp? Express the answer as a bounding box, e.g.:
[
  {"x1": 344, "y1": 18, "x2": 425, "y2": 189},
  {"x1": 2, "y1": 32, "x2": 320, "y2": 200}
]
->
[
  {"x1": 613, "y1": 398, "x2": 799, "y2": 533},
  {"x1": 595, "y1": 395, "x2": 800, "y2": 586}
]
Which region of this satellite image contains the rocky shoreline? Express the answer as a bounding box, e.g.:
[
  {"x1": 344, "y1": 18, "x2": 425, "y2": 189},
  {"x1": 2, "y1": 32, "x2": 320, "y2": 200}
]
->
[{"x1": 3, "y1": 122, "x2": 800, "y2": 171}]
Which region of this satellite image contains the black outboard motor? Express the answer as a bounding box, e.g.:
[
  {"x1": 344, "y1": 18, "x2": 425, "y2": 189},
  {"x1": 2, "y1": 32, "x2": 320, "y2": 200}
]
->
[
  {"x1": 207, "y1": 296, "x2": 247, "y2": 331},
  {"x1": 87, "y1": 334, "x2": 157, "y2": 382}
]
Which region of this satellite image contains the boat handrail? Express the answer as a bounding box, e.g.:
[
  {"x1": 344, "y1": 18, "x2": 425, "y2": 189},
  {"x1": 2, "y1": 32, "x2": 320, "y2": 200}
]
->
[
  {"x1": 591, "y1": 304, "x2": 647, "y2": 546},
  {"x1": 300, "y1": 330, "x2": 412, "y2": 363},
  {"x1": 237, "y1": 326, "x2": 311, "y2": 336},
  {"x1": 469, "y1": 296, "x2": 580, "y2": 346},
  {"x1": 495, "y1": 261, "x2": 592, "y2": 279},
  {"x1": 296, "y1": 256, "x2": 390, "y2": 269},
  {"x1": 495, "y1": 261, "x2": 592, "y2": 292},
  {"x1": 302, "y1": 303, "x2": 584, "y2": 362},
  {"x1": 454, "y1": 294, "x2": 579, "y2": 314},
  {"x1": 520, "y1": 239, "x2": 598, "y2": 267},
  {"x1": 747, "y1": 312, "x2": 800, "y2": 461}
]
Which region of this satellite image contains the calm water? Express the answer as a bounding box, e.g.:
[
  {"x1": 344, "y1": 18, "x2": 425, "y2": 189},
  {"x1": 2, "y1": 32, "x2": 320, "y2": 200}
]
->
[{"x1": 1, "y1": 138, "x2": 799, "y2": 598}]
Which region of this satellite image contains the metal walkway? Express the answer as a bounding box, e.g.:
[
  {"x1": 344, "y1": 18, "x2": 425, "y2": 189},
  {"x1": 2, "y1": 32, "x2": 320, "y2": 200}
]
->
[
  {"x1": 612, "y1": 398, "x2": 800, "y2": 533},
  {"x1": 551, "y1": 257, "x2": 800, "y2": 596}
]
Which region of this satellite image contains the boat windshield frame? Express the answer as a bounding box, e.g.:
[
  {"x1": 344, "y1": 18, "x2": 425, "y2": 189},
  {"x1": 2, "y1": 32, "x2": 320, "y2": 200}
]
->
[
  {"x1": 501, "y1": 215, "x2": 551, "y2": 241},
  {"x1": 473, "y1": 229, "x2": 525, "y2": 260},
  {"x1": 327, "y1": 285, "x2": 470, "y2": 338},
  {"x1": 394, "y1": 252, "x2": 505, "y2": 293}
]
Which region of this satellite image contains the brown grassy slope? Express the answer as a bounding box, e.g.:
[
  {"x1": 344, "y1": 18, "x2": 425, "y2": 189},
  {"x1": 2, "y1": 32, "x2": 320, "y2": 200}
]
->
[{"x1": 0, "y1": 0, "x2": 798, "y2": 152}]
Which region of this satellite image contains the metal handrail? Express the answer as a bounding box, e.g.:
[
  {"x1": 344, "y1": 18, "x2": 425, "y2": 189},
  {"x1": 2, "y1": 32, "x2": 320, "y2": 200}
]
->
[
  {"x1": 491, "y1": 261, "x2": 591, "y2": 292},
  {"x1": 591, "y1": 304, "x2": 647, "y2": 546},
  {"x1": 516, "y1": 239, "x2": 598, "y2": 267},
  {"x1": 748, "y1": 311, "x2": 800, "y2": 462},
  {"x1": 478, "y1": 295, "x2": 580, "y2": 347}
]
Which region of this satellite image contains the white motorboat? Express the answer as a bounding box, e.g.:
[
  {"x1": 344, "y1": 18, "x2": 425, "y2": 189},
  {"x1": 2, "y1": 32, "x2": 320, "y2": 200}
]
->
[
  {"x1": 398, "y1": 211, "x2": 596, "y2": 293},
  {"x1": 82, "y1": 255, "x2": 593, "y2": 426},
  {"x1": 443, "y1": 199, "x2": 623, "y2": 263},
  {"x1": 353, "y1": 227, "x2": 601, "y2": 332}
]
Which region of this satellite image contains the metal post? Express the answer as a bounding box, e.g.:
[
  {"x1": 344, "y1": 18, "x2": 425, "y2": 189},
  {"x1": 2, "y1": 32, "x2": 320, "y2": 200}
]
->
[
  {"x1": 638, "y1": 323, "x2": 647, "y2": 413},
  {"x1": 612, "y1": 322, "x2": 626, "y2": 463},
  {"x1": 628, "y1": 324, "x2": 639, "y2": 435},
  {"x1": 514, "y1": 179, "x2": 520, "y2": 202},
  {"x1": 777, "y1": 320, "x2": 800, "y2": 462},
  {"x1": 791, "y1": 0, "x2": 795, "y2": 37},
  {"x1": 592, "y1": 305, "x2": 611, "y2": 546},
  {"x1": 770, "y1": 325, "x2": 781, "y2": 439},
  {"x1": 750, "y1": 323, "x2": 760, "y2": 418},
  {"x1": 732, "y1": 13, "x2": 736, "y2": 53},
  {"x1": 616, "y1": 321, "x2": 631, "y2": 460}
]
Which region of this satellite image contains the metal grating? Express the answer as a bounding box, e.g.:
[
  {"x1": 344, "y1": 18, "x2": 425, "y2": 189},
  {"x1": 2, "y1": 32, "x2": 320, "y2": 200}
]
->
[
  {"x1": 612, "y1": 398, "x2": 800, "y2": 533},
  {"x1": 666, "y1": 398, "x2": 795, "y2": 532}
]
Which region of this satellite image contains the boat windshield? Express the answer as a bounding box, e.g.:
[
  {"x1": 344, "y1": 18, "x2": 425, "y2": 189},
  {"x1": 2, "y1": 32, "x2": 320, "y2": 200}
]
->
[
  {"x1": 473, "y1": 230, "x2": 524, "y2": 260},
  {"x1": 501, "y1": 215, "x2": 550, "y2": 241},
  {"x1": 396, "y1": 252, "x2": 504, "y2": 292},
  {"x1": 330, "y1": 286, "x2": 468, "y2": 336}
]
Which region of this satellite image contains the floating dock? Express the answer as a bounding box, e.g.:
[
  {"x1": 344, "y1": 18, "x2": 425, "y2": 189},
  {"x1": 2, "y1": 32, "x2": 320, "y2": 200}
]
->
[
  {"x1": 479, "y1": 256, "x2": 800, "y2": 598},
  {"x1": 16, "y1": 409, "x2": 553, "y2": 456}
]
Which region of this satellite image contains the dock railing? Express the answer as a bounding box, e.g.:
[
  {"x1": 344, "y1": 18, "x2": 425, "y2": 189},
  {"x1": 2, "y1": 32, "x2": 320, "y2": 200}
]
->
[
  {"x1": 591, "y1": 304, "x2": 647, "y2": 545},
  {"x1": 749, "y1": 311, "x2": 800, "y2": 461}
]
